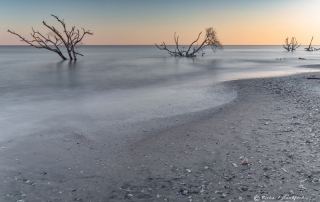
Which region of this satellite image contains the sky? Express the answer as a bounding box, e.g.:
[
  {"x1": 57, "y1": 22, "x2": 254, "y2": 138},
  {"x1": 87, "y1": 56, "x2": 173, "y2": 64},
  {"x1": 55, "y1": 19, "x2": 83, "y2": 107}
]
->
[{"x1": 1, "y1": 0, "x2": 320, "y2": 45}]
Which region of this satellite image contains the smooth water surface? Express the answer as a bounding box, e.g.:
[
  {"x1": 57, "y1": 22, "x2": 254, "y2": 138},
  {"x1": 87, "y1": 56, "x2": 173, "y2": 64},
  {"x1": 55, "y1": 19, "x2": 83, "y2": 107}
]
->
[{"x1": 1, "y1": 45, "x2": 320, "y2": 142}]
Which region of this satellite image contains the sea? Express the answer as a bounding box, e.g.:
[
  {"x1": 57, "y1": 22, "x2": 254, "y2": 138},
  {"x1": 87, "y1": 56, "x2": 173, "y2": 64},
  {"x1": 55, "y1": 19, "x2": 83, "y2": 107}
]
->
[{"x1": 1, "y1": 45, "x2": 320, "y2": 142}]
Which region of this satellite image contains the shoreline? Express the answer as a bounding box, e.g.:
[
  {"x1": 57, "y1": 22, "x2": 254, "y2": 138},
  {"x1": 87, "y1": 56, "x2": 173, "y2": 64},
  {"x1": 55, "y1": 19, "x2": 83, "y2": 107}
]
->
[{"x1": 1, "y1": 71, "x2": 320, "y2": 201}]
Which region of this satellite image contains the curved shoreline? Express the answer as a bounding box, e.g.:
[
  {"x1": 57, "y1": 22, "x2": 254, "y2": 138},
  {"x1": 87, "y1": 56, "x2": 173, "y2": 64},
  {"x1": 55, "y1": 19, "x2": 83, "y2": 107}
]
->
[{"x1": 1, "y1": 71, "x2": 320, "y2": 201}]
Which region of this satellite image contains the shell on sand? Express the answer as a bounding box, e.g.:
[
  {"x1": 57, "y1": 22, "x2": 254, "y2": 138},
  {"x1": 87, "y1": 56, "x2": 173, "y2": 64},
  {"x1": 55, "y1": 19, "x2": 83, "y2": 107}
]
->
[{"x1": 241, "y1": 157, "x2": 248, "y2": 165}]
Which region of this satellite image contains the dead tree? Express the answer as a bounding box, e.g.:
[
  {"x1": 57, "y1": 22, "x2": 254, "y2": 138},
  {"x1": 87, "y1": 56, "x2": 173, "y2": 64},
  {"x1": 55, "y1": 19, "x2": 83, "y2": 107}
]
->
[
  {"x1": 8, "y1": 28, "x2": 67, "y2": 60},
  {"x1": 305, "y1": 36, "x2": 319, "y2": 51},
  {"x1": 283, "y1": 37, "x2": 300, "y2": 51},
  {"x1": 155, "y1": 27, "x2": 222, "y2": 57},
  {"x1": 8, "y1": 15, "x2": 93, "y2": 60}
]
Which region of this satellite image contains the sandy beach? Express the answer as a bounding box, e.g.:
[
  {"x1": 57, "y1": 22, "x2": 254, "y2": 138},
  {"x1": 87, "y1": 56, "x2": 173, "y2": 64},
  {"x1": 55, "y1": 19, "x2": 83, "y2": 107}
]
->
[
  {"x1": 1, "y1": 70, "x2": 320, "y2": 202},
  {"x1": 4, "y1": 1, "x2": 320, "y2": 201}
]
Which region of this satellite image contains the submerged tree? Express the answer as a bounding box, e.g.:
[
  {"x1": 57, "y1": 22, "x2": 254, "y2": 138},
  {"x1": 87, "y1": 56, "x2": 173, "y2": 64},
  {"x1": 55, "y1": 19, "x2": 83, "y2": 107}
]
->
[
  {"x1": 155, "y1": 27, "x2": 222, "y2": 57},
  {"x1": 8, "y1": 15, "x2": 93, "y2": 60},
  {"x1": 283, "y1": 37, "x2": 300, "y2": 51},
  {"x1": 305, "y1": 36, "x2": 319, "y2": 51}
]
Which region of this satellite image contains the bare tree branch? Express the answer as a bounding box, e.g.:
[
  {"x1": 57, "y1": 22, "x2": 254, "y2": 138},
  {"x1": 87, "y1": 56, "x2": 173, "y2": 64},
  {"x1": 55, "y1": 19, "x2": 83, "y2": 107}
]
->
[
  {"x1": 155, "y1": 27, "x2": 222, "y2": 57},
  {"x1": 155, "y1": 42, "x2": 180, "y2": 56},
  {"x1": 8, "y1": 14, "x2": 93, "y2": 60},
  {"x1": 8, "y1": 29, "x2": 67, "y2": 60},
  {"x1": 283, "y1": 37, "x2": 300, "y2": 51},
  {"x1": 186, "y1": 32, "x2": 202, "y2": 55},
  {"x1": 305, "y1": 36, "x2": 319, "y2": 51}
]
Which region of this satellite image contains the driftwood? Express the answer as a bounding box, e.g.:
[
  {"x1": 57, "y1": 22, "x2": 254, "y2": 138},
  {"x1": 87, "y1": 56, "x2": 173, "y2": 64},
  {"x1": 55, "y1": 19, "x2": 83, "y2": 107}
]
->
[
  {"x1": 155, "y1": 27, "x2": 222, "y2": 57},
  {"x1": 283, "y1": 37, "x2": 300, "y2": 51},
  {"x1": 8, "y1": 15, "x2": 93, "y2": 60}
]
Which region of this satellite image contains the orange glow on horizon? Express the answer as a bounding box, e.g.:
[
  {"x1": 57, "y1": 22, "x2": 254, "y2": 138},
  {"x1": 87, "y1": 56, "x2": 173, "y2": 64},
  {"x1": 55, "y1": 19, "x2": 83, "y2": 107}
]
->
[{"x1": 2, "y1": 1, "x2": 320, "y2": 46}]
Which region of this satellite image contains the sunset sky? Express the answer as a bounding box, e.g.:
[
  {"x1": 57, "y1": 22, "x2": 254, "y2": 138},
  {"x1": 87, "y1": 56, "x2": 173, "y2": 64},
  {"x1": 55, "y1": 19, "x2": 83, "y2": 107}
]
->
[{"x1": 1, "y1": 0, "x2": 320, "y2": 45}]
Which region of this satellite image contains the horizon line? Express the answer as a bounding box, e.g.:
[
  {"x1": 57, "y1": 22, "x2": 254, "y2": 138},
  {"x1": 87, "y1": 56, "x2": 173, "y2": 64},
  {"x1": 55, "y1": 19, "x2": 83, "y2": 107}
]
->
[{"x1": 0, "y1": 44, "x2": 317, "y2": 46}]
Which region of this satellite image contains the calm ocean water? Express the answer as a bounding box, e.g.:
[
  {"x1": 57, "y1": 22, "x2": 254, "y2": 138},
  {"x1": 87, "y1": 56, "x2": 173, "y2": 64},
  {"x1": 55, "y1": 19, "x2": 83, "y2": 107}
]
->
[
  {"x1": 1, "y1": 45, "x2": 320, "y2": 142},
  {"x1": 1, "y1": 45, "x2": 320, "y2": 92}
]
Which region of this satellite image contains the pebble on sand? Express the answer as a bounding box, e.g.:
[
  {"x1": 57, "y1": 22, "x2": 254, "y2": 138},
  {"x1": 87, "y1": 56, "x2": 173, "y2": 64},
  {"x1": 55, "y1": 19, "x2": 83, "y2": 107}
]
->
[{"x1": 240, "y1": 157, "x2": 248, "y2": 165}]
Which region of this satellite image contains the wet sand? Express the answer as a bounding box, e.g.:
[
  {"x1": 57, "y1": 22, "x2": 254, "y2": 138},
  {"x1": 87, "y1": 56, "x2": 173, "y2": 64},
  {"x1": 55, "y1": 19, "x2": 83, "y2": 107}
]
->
[{"x1": 1, "y1": 72, "x2": 320, "y2": 202}]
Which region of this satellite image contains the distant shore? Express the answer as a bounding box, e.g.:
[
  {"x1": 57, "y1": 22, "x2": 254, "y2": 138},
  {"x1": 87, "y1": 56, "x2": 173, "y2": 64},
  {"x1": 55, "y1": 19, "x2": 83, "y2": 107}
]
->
[{"x1": 1, "y1": 70, "x2": 320, "y2": 201}]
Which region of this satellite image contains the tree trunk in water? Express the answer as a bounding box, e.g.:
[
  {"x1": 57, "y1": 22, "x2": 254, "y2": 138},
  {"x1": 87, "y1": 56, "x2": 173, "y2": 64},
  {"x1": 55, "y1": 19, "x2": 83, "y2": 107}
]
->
[
  {"x1": 71, "y1": 47, "x2": 77, "y2": 60},
  {"x1": 58, "y1": 52, "x2": 67, "y2": 60},
  {"x1": 308, "y1": 36, "x2": 314, "y2": 50},
  {"x1": 67, "y1": 50, "x2": 73, "y2": 60}
]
